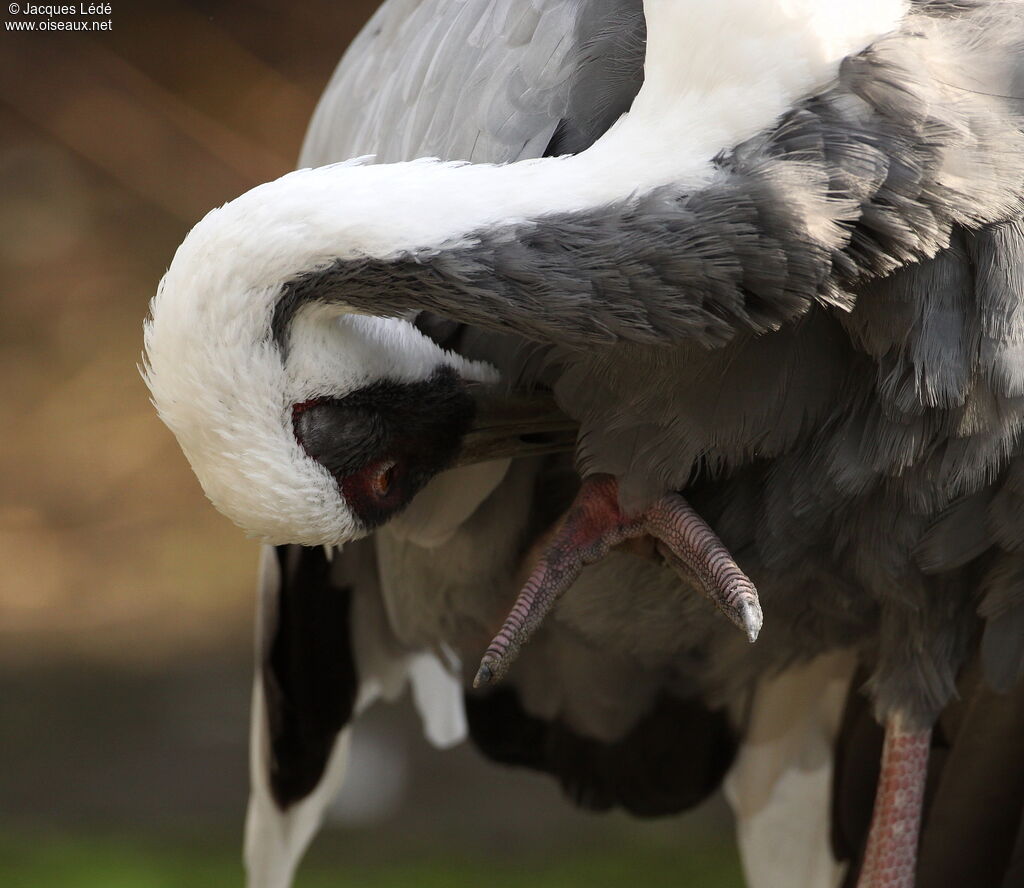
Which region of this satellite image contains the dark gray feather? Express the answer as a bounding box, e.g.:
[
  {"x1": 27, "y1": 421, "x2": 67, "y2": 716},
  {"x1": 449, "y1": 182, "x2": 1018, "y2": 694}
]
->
[{"x1": 290, "y1": 5, "x2": 1024, "y2": 350}]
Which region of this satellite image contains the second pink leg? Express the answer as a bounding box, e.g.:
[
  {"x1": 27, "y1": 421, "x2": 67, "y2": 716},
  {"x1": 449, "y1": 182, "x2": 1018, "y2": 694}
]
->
[{"x1": 856, "y1": 714, "x2": 931, "y2": 888}]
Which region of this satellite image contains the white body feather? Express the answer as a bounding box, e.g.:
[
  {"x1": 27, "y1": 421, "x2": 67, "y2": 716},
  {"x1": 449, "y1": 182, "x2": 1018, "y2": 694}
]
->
[{"x1": 725, "y1": 652, "x2": 857, "y2": 888}]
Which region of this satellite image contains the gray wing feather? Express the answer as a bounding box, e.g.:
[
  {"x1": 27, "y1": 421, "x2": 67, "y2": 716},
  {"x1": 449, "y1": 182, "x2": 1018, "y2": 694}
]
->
[
  {"x1": 322, "y1": 4, "x2": 1024, "y2": 353},
  {"x1": 300, "y1": 0, "x2": 593, "y2": 168}
]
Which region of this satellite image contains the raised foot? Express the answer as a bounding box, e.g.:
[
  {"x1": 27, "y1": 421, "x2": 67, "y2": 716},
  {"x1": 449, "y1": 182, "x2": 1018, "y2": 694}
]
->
[{"x1": 474, "y1": 474, "x2": 762, "y2": 687}]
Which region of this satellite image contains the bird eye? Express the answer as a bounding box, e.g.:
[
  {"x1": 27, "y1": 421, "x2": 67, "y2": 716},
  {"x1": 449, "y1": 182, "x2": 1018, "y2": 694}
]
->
[{"x1": 371, "y1": 461, "x2": 397, "y2": 498}]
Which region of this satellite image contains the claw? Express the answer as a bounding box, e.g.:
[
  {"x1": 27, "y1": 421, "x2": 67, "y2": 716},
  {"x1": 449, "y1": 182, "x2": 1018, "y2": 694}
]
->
[
  {"x1": 738, "y1": 598, "x2": 763, "y2": 644},
  {"x1": 650, "y1": 493, "x2": 763, "y2": 643},
  {"x1": 475, "y1": 475, "x2": 762, "y2": 686}
]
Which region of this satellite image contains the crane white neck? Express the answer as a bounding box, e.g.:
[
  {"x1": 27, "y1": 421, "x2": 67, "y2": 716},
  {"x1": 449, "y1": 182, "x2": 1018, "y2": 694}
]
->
[{"x1": 203, "y1": 0, "x2": 908, "y2": 274}]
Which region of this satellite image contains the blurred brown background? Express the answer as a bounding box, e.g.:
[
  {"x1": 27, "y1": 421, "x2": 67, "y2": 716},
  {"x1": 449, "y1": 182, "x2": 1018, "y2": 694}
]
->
[
  {"x1": 0, "y1": 3, "x2": 739, "y2": 884},
  {"x1": 1, "y1": 0, "x2": 382, "y2": 665}
]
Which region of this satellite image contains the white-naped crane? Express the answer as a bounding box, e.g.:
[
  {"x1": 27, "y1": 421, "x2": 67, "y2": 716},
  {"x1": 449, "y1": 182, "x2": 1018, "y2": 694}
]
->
[{"x1": 144, "y1": 2, "x2": 1024, "y2": 887}]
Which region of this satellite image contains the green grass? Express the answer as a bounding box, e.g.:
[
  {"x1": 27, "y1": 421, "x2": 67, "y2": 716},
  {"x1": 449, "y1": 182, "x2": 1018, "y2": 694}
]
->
[{"x1": 0, "y1": 831, "x2": 743, "y2": 888}]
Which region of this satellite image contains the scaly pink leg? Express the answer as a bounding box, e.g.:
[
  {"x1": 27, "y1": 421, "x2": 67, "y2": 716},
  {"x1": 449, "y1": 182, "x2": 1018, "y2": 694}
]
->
[
  {"x1": 474, "y1": 475, "x2": 761, "y2": 687},
  {"x1": 857, "y1": 714, "x2": 931, "y2": 888}
]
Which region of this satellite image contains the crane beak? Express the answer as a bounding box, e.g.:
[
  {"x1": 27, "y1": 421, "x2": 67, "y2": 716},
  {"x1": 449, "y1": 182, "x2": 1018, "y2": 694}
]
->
[{"x1": 453, "y1": 386, "x2": 578, "y2": 467}]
